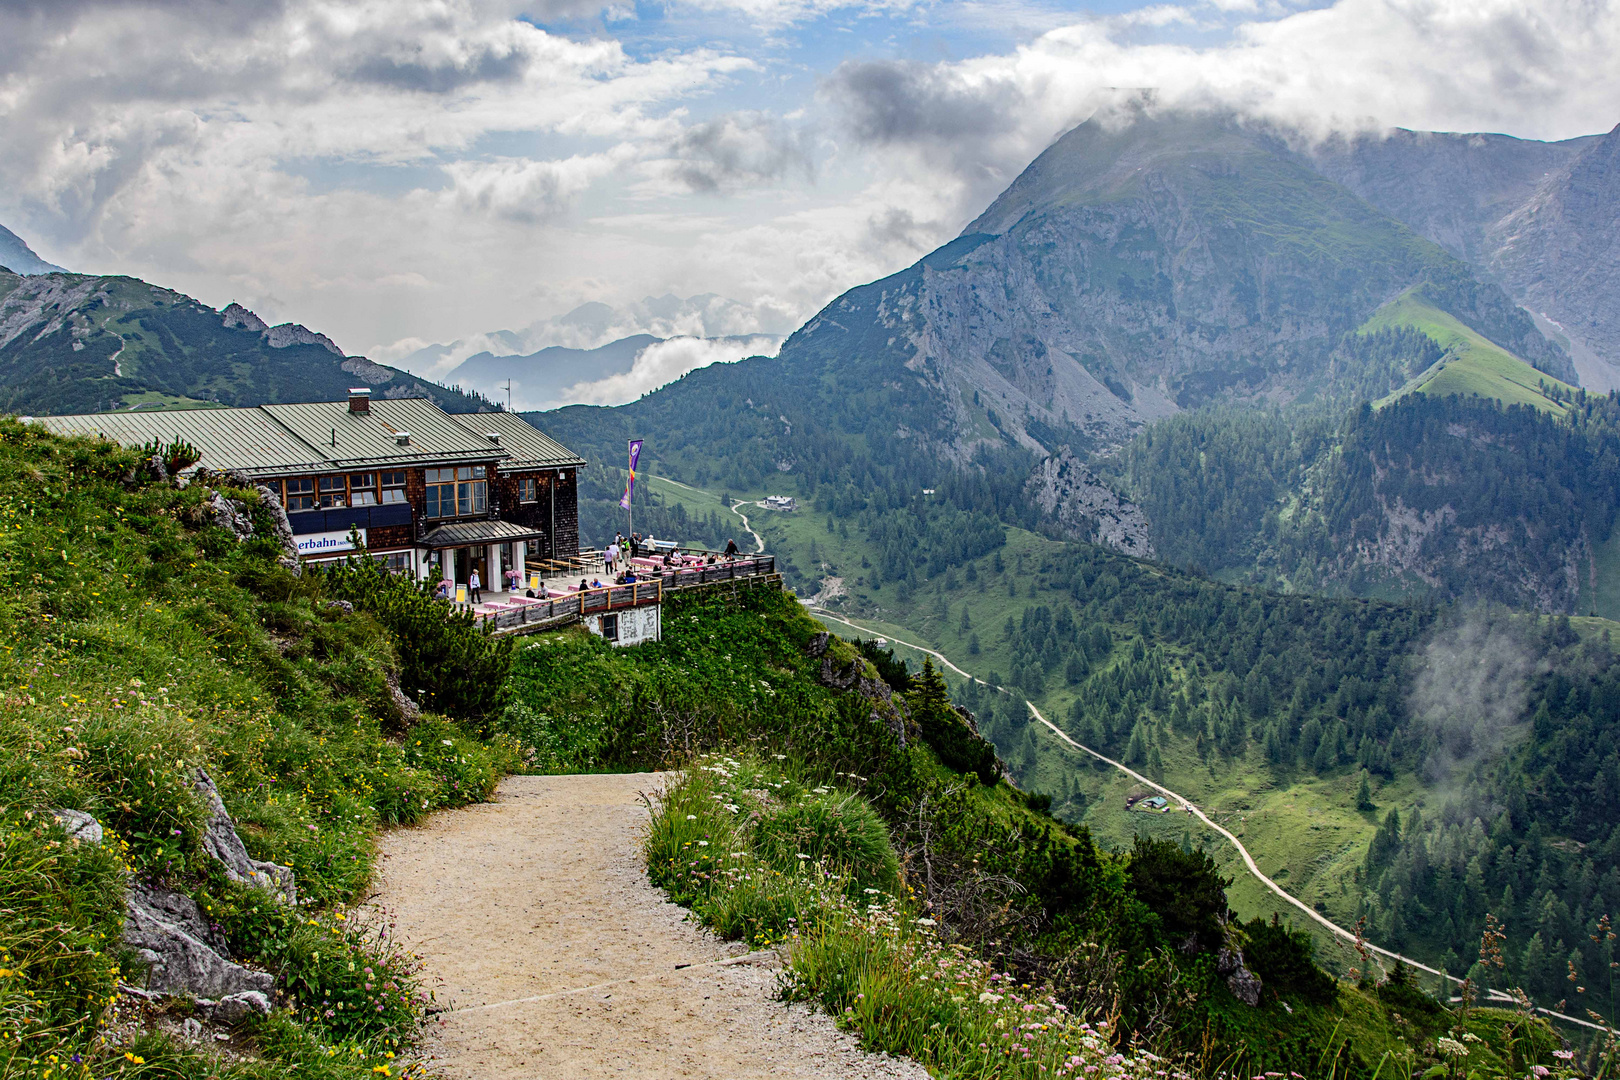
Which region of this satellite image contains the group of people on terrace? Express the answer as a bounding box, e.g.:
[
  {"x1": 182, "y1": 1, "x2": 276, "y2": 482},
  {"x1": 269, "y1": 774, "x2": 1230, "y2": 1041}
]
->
[{"x1": 428, "y1": 532, "x2": 755, "y2": 613}]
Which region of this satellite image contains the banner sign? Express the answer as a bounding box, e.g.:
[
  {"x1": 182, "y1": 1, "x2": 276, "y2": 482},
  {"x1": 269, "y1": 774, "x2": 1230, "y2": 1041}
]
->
[
  {"x1": 619, "y1": 439, "x2": 642, "y2": 510},
  {"x1": 295, "y1": 529, "x2": 366, "y2": 556}
]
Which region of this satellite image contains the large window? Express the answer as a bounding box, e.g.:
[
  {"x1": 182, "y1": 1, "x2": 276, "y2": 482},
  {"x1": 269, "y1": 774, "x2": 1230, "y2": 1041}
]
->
[
  {"x1": 318, "y1": 475, "x2": 346, "y2": 508},
  {"x1": 349, "y1": 472, "x2": 378, "y2": 506},
  {"x1": 425, "y1": 465, "x2": 487, "y2": 518},
  {"x1": 519, "y1": 477, "x2": 539, "y2": 503},
  {"x1": 283, "y1": 477, "x2": 314, "y2": 511},
  {"x1": 381, "y1": 469, "x2": 407, "y2": 504},
  {"x1": 373, "y1": 551, "x2": 411, "y2": 574}
]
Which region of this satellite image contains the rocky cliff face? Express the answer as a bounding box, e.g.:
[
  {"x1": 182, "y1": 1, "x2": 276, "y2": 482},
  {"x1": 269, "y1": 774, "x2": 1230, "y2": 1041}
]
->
[
  {"x1": 0, "y1": 223, "x2": 67, "y2": 275},
  {"x1": 223, "y1": 301, "x2": 344, "y2": 355},
  {"x1": 1025, "y1": 449, "x2": 1155, "y2": 558},
  {"x1": 1487, "y1": 125, "x2": 1620, "y2": 376},
  {"x1": 1306, "y1": 128, "x2": 1597, "y2": 264}
]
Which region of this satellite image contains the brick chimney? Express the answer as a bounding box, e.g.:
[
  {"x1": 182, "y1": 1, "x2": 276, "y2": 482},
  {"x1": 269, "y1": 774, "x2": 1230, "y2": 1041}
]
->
[{"x1": 347, "y1": 387, "x2": 371, "y2": 415}]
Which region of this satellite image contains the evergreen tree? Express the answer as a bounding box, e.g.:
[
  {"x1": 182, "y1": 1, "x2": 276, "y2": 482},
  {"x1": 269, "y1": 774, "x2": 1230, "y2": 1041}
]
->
[{"x1": 1356, "y1": 769, "x2": 1375, "y2": 811}]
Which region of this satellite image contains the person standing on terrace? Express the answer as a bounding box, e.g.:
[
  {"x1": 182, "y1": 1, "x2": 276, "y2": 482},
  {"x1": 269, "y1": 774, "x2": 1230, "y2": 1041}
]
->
[{"x1": 469, "y1": 567, "x2": 483, "y2": 604}]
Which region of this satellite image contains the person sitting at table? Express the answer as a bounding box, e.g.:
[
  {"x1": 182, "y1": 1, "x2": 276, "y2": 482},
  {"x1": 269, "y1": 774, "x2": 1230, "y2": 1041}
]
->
[
  {"x1": 577, "y1": 578, "x2": 589, "y2": 592},
  {"x1": 433, "y1": 579, "x2": 450, "y2": 600},
  {"x1": 624, "y1": 569, "x2": 638, "y2": 583}
]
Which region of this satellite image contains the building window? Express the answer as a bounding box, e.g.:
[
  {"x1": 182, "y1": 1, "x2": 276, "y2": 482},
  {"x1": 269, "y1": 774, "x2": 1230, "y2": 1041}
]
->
[
  {"x1": 519, "y1": 477, "x2": 538, "y2": 503},
  {"x1": 283, "y1": 477, "x2": 315, "y2": 512},
  {"x1": 600, "y1": 613, "x2": 619, "y2": 641},
  {"x1": 425, "y1": 465, "x2": 487, "y2": 518},
  {"x1": 374, "y1": 551, "x2": 411, "y2": 574},
  {"x1": 349, "y1": 472, "x2": 378, "y2": 506},
  {"x1": 318, "y1": 475, "x2": 346, "y2": 508},
  {"x1": 380, "y1": 469, "x2": 407, "y2": 504},
  {"x1": 525, "y1": 539, "x2": 542, "y2": 559}
]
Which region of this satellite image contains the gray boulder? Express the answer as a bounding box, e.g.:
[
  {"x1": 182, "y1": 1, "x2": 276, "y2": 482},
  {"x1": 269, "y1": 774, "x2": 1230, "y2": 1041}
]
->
[
  {"x1": 207, "y1": 491, "x2": 255, "y2": 541},
  {"x1": 206, "y1": 990, "x2": 273, "y2": 1024},
  {"x1": 51, "y1": 808, "x2": 103, "y2": 845},
  {"x1": 1217, "y1": 945, "x2": 1263, "y2": 1007},
  {"x1": 193, "y1": 769, "x2": 297, "y2": 904},
  {"x1": 123, "y1": 882, "x2": 273, "y2": 999}
]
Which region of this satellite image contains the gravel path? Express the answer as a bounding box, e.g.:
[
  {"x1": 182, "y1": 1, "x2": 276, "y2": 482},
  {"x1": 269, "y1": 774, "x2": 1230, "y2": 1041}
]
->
[{"x1": 370, "y1": 773, "x2": 929, "y2": 1080}]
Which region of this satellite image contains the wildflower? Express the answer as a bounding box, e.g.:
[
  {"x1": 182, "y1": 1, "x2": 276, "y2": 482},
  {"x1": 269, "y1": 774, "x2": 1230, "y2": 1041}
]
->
[
  {"x1": 1435, "y1": 1037, "x2": 1469, "y2": 1060},
  {"x1": 687, "y1": 815, "x2": 697, "y2": 820},
  {"x1": 915, "y1": 918, "x2": 936, "y2": 926}
]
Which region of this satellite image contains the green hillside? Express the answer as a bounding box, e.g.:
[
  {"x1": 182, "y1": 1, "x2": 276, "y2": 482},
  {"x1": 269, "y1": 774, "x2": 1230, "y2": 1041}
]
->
[
  {"x1": 623, "y1": 467, "x2": 1620, "y2": 1046},
  {"x1": 5, "y1": 419, "x2": 1568, "y2": 1079},
  {"x1": 0, "y1": 268, "x2": 492, "y2": 416},
  {"x1": 1369, "y1": 288, "x2": 1579, "y2": 413}
]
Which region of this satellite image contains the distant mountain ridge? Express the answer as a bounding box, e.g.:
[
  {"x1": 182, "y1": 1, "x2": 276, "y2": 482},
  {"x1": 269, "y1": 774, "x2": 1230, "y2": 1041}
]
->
[
  {"x1": 1310, "y1": 122, "x2": 1620, "y2": 388},
  {"x1": 448, "y1": 334, "x2": 661, "y2": 408},
  {"x1": 0, "y1": 268, "x2": 491, "y2": 416},
  {"x1": 0, "y1": 223, "x2": 67, "y2": 275}
]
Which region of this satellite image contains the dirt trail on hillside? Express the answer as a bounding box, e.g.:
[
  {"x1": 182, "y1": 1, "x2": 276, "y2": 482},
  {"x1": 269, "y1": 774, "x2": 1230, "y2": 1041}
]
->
[{"x1": 369, "y1": 774, "x2": 927, "y2": 1080}]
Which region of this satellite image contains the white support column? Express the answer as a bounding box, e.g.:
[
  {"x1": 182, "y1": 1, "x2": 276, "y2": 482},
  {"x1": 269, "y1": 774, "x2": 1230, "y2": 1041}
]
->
[
  {"x1": 513, "y1": 542, "x2": 526, "y2": 591},
  {"x1": 488, "y1": 542, "x2": 502, "y2": 594}
]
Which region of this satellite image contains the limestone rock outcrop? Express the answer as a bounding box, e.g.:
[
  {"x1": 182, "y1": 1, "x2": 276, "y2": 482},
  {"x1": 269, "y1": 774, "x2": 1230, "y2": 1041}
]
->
[
  {"x1": 807, "y1": 632, "x2": 910, "y2": 747},
  {"x1": 193, "y1": 769, "x2": 297, "y2": 904},
  {"x1": 1025, "y1": 449, "x2": 1155, "y2": 558},
  {"x1": 123, "y1": 882, "x2": 275, "y2": 999}
]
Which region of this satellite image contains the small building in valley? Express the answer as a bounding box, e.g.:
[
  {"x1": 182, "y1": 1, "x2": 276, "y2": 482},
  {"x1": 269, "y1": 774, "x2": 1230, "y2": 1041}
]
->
[
  {"x1": 763, "y1": 494, "x2": 796, "y2": 511},
  {"x1": 32, "y1": 390, "x2": 585, "y2": 594}
]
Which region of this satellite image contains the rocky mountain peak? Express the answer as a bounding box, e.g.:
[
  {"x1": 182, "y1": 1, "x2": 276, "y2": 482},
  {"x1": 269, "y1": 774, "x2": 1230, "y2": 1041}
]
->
[
  {"x1": 220, "y1": 302, "x2": 268, "y2": 333},
  {"x1": 219, "y1": 301, "x2": 343, "y2": 355}
]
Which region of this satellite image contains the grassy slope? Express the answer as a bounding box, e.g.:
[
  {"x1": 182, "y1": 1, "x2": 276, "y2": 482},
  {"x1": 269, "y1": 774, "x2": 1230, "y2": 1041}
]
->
[
  {"x1": 0, "y1": 419, "x2": 510, "y2": 1080},
  {"x1": 1368, "y1": 290, "x2": 1577, "y2": 414}
]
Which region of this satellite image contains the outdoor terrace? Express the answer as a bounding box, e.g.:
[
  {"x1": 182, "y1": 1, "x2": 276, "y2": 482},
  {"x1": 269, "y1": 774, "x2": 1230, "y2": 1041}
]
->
[{"x1": 465, "y1": 546, "x2": 778, "y2": 634}]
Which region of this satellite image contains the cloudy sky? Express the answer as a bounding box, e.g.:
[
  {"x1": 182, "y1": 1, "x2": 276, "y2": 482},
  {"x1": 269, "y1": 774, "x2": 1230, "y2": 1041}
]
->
[{"x1": 2, "y1": 0, "x2": 1616, "y2": 373}]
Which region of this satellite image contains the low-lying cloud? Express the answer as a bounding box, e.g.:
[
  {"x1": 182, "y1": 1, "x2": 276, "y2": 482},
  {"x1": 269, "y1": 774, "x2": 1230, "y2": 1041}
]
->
[
  {"x1": 551, "y1": 334, "x2": 781, "y2": 407},
  {"x1": 1409, "y1": 609, "x2": 1545, "y2": 785}
]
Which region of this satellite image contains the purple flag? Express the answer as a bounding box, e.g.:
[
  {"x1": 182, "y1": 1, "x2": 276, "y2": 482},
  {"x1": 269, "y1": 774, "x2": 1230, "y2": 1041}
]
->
[{"x1": 619, "y1": 439, "x2": 642, "y2": 510}]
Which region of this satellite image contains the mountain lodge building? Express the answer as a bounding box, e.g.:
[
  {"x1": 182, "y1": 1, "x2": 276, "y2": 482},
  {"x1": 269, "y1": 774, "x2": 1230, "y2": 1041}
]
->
[{"x1": 32, "y1": 390, "x2": 584, "y2": 595}]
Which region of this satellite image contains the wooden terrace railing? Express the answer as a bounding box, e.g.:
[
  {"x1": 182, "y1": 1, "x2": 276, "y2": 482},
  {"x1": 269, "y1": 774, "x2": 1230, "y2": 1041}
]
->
[{"x1": 473, "y1": 552, "x2": 777, "y2": 633}]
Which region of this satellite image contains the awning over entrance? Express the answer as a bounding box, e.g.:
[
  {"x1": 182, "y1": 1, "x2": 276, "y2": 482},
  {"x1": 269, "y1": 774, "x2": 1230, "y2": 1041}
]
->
[{"x1": 419, "y1": 519, "x2": 545, "y2": 549}]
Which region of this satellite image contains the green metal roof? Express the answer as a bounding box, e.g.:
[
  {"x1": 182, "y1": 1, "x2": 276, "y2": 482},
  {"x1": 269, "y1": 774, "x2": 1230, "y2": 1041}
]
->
[
  {"x1": 445, "y1": 410, "x2": 586, "y2": 470},
  {"x1": 260, "y1": 399, "x2": 497, "y2": 468},
  {"x1": 30, "y1": 407, "x2": 331, "y2": 475},
  {"x1": 29, "y1": 398, "x2": 587, "y2": 478}
]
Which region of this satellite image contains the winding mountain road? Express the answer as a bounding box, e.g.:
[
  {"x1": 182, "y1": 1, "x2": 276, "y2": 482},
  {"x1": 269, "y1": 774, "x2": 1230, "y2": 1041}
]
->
[{"x1": 806, "y1": 607, "x2": 1615, "y2": 1035}]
